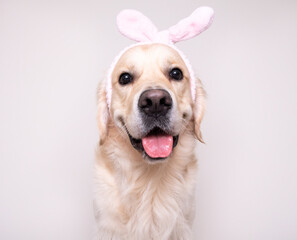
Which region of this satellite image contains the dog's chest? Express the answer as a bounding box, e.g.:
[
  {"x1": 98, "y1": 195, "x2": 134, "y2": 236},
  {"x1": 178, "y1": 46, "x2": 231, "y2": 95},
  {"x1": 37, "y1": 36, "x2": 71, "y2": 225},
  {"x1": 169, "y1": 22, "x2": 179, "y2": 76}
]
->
[{"x1": 117, "y1": 166, "x2": 194, "y2": 239}]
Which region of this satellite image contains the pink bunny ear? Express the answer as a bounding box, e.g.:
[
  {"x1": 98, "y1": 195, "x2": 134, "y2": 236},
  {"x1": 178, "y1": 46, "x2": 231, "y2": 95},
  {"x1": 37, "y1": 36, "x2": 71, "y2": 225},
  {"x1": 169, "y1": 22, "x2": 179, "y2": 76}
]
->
[
  {"x1": 117, "y1": 9, "x2": 158, "y2": 42},
  {"x1": 169, "y1": 6, "x2": 214, "y2": 43}
]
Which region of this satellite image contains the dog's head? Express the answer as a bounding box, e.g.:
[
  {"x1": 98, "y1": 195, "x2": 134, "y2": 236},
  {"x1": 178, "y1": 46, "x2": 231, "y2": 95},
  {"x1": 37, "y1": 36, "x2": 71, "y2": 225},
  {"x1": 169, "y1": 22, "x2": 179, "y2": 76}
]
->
[{"x1": 97, "y1": 43, "x2": 205, "y2": 162}]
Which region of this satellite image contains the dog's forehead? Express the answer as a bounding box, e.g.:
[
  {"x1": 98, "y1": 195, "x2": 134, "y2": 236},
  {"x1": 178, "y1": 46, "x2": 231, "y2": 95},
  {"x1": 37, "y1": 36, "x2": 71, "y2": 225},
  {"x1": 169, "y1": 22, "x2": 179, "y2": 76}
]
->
[{"x1": 115, "y1": 43, "x2": 187, "y2": 70}]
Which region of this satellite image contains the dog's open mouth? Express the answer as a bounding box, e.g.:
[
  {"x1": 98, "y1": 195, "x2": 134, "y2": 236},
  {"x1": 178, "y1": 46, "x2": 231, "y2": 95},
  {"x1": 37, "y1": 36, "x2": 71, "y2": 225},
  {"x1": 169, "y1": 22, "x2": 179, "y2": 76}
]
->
[{"x1": 128, "y1": 127, "x2": 179, "y2": 160}]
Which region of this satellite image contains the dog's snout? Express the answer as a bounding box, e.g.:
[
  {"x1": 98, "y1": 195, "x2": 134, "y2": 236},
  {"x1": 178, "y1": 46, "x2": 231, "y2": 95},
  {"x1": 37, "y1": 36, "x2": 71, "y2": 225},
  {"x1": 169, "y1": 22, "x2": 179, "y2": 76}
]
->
[{"x1": 138, "y1": 89, "x2": 172, "y2": 116}]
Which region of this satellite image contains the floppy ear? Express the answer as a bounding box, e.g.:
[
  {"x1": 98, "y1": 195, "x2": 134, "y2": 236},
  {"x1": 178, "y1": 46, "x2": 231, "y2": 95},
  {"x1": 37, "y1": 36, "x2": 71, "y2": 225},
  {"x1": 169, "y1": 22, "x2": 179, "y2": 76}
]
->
[
  {"x1": 193, "y1": 78, "x2": 206, "y2": 143},
  {"x1": 96, "y1": 80, "x2": 109, "y2": 145}
]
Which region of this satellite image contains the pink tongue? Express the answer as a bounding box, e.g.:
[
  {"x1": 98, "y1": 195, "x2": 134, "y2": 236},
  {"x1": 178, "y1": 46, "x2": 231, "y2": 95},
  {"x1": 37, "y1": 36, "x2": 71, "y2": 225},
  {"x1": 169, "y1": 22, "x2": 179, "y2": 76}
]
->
[{"x1": 142, "y1": 135, "x2": 173, "y2": 158}]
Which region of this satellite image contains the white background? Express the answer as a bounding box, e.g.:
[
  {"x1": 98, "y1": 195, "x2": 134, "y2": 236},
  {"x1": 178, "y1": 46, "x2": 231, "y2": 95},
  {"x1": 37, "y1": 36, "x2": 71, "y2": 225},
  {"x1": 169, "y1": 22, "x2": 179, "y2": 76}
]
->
[{"x1": 1, "y1": 0, "x2": 297, "y2": 239}]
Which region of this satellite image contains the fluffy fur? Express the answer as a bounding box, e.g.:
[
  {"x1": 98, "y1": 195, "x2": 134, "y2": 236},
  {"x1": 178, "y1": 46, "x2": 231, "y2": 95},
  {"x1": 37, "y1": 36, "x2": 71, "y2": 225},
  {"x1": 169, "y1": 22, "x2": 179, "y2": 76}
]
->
[{"x1": 94, "y1": 43, "x2": 205, "y2": 240}]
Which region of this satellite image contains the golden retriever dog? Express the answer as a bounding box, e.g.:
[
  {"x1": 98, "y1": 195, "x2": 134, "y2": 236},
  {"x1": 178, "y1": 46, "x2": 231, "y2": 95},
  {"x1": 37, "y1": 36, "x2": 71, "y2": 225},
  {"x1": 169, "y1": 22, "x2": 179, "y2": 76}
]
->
[{"x1": 94, "y1": 43, "x2": 205, "y2": 240}]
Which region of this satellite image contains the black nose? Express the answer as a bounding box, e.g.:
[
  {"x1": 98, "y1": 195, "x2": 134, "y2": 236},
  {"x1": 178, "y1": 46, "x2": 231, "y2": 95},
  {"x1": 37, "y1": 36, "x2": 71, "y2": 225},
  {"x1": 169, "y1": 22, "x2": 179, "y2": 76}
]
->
[{"x1": 138, "y1": 89, "x2": 172, "y2": 116}]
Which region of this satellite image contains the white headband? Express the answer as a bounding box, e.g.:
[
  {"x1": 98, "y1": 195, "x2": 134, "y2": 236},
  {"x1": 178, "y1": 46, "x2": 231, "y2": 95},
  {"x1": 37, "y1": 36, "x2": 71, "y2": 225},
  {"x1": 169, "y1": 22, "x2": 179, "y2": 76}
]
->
[{"x1": 106, "y1": 7, "x2": 214, "y2": 109}]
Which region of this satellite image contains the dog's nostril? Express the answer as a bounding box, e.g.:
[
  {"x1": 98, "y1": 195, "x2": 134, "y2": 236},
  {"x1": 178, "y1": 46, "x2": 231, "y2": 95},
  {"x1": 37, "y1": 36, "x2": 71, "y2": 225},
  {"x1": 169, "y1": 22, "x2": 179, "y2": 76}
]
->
[
  {"x1": 138, "y1": 89, "x2": 172, "y2": 116},
  {"x1": 139, "y1": 98, "x2": 152, "y2": 109},
  {"x1": 146, "y1": 98, "x2": 152, "y2": 107},
  {"x1": 161, "y1": 97, "x2": 172, "y2": 107}
]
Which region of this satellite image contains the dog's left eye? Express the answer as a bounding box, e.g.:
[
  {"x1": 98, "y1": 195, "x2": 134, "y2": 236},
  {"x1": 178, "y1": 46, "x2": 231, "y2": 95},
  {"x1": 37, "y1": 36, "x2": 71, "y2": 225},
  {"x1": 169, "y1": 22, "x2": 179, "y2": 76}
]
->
[
  {"x1": 169, "y1": 68, "x2": 183, "y2": 81},
  {"x1": 119, "y1": 73, "x2": 133, "y2": 85}
]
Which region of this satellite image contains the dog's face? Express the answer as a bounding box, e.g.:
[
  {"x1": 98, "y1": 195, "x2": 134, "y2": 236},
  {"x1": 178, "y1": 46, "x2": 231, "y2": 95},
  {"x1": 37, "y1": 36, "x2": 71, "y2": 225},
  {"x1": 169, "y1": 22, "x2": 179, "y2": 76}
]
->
[{"x1": 97, "y1": 43, "x2": 205, "y2": 162}]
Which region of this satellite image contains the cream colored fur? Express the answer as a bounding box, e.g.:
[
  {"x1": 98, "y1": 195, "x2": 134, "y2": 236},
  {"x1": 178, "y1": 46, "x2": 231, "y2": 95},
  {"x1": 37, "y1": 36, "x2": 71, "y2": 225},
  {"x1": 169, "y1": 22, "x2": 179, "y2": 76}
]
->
[{"x1": 95, "y1": 44, "x2": 205, "y2": 240}]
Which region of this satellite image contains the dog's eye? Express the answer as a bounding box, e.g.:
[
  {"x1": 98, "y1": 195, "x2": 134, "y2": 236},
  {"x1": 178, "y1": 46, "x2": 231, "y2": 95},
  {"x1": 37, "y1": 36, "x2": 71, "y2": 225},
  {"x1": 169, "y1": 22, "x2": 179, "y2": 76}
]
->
[
  {"x1": 169, "y1": 68, "x2": 183, "y2": 81},
  {"x1": 119, "y1": 72, "x2": 133, "y2": 85}
]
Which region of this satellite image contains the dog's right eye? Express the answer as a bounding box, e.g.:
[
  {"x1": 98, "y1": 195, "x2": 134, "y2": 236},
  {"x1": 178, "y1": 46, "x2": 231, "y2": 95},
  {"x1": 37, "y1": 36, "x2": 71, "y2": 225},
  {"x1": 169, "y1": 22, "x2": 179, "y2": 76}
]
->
[{"x1": 119, "y1": 73, "x2": 133, "y2": 85}]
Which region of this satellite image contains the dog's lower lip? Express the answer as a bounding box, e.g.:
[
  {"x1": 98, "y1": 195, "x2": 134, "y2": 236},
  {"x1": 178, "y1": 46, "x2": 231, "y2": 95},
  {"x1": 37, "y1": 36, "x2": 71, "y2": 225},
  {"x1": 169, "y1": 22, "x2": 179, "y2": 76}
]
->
[{"x1": 127, "y1": 128, "x2": 179, "y2": 160}]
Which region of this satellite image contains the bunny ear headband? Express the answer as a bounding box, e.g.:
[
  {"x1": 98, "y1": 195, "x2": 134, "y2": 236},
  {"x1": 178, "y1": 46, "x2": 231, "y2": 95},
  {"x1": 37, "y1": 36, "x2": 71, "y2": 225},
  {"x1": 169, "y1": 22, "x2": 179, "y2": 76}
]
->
[{"x1": 106, "y1": 7, "x2": 214, "y2": 109}]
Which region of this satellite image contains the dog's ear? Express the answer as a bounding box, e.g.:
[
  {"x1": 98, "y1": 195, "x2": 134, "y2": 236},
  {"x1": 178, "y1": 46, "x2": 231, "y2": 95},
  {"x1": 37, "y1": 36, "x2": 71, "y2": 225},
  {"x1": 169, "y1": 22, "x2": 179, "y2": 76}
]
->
[
  {"x1": 96, "y1": 80, "x2": 109, "y2": 145},
  {"x1": 193, "y1": 78, "x2": 206, "y2": 143}
]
